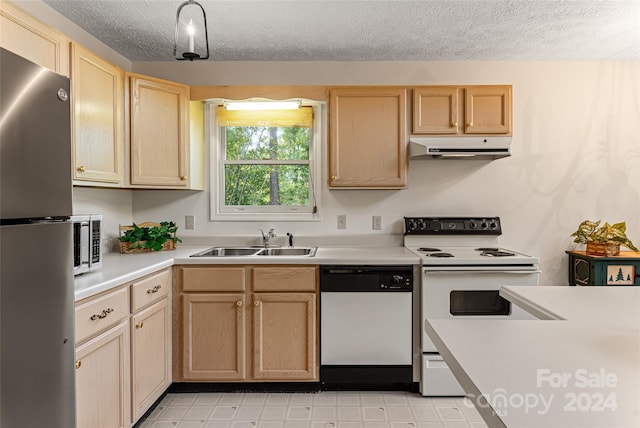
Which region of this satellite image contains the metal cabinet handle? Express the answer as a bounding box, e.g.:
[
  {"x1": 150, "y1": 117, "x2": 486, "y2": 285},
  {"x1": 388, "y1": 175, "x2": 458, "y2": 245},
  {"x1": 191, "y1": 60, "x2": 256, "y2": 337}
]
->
[
  {"x1": 236, "y1": 301, "x2": 243, "y2": 307},
  {"x1": 254, "y1": 301, "x2": 260, "y2": 306},
  {"x1": 331, "y1": 176, "x2": 337, "y2": 180},
  {"x1": 467, "y1": 122, "x2": 473, "y2": 127},
  {"x1": 135, "y1": 322, "x2": 144, "y2": 329},
  {"x1": 180, "y1": 176, "x2": 187, "y2": 181},
  {"x1": 451, "y1": 121, "x2": 458, "y2": 127},
  {"x1": 76, "y1": 166, "x2": 86, "y2": 173},
  {"x1": 146, "y1": 285, "x2": 162, "y2": 294},
  {"x1": 75, "y1": 360, "x2": 81, "y2": 369},
  {"x1": 90, "y1": 307, "x2": 114, "y2": 320}
]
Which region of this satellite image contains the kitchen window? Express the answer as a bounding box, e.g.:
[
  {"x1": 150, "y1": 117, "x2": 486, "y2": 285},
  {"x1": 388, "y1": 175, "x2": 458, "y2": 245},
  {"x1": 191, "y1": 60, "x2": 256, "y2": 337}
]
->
[{"x1": 209, "y1": 100, "x2": 323, "y2": 221}]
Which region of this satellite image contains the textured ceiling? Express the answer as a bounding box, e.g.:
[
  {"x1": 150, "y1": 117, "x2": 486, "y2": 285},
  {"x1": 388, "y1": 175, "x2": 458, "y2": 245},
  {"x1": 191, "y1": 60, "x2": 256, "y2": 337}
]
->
[{"x1": 42, "y1": 0, "x2": 640, "y2": 61}]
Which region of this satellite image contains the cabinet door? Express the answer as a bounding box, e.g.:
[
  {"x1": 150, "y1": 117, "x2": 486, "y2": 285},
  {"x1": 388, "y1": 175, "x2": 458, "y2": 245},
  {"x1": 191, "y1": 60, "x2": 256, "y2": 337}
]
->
[
  {"x1": 252, "y1": 293, "x2": 317, "y2": 380},
  {"x1": 412, "y1": 87, "x2": 459, "y2": 134},
  {"x1": 71, "y1": 43, "x2": 124, "y2": 184},
  {"x1": 76, "y1": 321, "x2": 130, "y2": 428},
  {"x1": 130, "y1": 74, "x2": 189, "y2": 186},
  {"x1": 464, "y1": 86, "x2": 512, "y2": 135},
  {"x1": 131, "y1": 297, "x2": 171, "y2": 422},
  {"x1": 0, "y1": 2, "x2": 69, "y2": 76},
  {"x1": 182, "y1": 293, "x2": 246, "y2": 380},
  {"x1": 329, "y1": 87, "x2": 407, "y2": 189}
]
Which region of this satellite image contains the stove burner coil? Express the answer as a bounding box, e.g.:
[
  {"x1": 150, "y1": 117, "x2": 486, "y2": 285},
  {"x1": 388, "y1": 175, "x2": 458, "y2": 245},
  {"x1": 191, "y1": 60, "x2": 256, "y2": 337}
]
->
[
  {"x1": 480, "y1": 250, "x2": 515, "y2": 257},
  {"x1": 475, "y1": 247, "x2": 500, "y2": 252},
  {"x1": 418, "y1": 247, "x2": 441, "y2": 252},
  {"x1": 429, "y1": 252, "x2": 454, "y2": 258}
]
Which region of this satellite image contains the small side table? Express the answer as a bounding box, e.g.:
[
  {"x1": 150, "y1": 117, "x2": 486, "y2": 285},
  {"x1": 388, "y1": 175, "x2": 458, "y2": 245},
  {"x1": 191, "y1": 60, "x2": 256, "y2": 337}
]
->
[{"x1": 566, "y1": 250, "x2": 640, "y2": 286}]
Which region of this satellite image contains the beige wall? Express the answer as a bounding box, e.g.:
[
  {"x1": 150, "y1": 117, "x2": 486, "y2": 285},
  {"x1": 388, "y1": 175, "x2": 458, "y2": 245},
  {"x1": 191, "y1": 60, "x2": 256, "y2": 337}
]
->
[{"x1": 132, "y1": 61, "x2": 640, "y2": 286}]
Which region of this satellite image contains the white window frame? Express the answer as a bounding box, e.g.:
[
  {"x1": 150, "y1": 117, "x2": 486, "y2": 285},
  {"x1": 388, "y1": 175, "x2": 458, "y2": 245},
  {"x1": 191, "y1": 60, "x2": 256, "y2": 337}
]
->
[{"x1": 208, "y1": 99, "x2": 323, "y2": 221}]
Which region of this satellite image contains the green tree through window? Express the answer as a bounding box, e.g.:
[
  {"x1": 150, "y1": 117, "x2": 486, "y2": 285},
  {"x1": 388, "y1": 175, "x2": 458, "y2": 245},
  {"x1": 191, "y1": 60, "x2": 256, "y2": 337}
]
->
[{"x1": 224, "y1": 125, "x2": 311, "y2": 207}]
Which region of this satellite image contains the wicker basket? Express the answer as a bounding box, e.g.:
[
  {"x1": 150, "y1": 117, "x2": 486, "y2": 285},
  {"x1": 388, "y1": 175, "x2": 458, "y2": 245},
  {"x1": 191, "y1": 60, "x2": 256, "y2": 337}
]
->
[
  {"x1": 119, "y1": 222, "x2": 177, "y2": 254},
  {"x1": 586, "y1": 241, "x2": 620, "y2": 257}
]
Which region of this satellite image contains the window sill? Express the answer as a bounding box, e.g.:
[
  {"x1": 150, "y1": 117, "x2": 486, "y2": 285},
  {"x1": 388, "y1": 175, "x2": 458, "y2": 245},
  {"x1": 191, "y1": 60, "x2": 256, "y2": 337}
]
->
[{"x1": 212, "y1": 212, "x2": 320, "y2": 222}]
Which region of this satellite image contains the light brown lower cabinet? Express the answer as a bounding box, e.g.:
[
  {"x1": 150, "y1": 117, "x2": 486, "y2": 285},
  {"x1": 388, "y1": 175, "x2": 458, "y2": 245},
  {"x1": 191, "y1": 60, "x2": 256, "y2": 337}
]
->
[
  {"x1": 75, "y1": 268, "x2": 172, "y2": 427},
  {"x1": 75, "y1": 320, "x2": 131, "y2": 428},
  {"x1": 177, "y1": 265, "x2": 318, "y2": 382},
  {"x1": 131, "y1": 296, "x2": 172, "y2": 422},
  {"x1": 182, "y1": 293, "x2": 247, "y2": 381},
  {"x1": 253, "y1": 292, "x2": 316, "y2": 380}
]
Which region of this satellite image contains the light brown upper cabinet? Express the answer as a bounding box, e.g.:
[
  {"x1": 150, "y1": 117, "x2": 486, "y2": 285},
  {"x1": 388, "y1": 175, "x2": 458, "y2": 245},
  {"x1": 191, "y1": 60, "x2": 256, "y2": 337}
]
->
[
  {"x1": 0, "y1": 1, "x2": 70, "y2": 76},
  {"x1": 329, "y1": 87, "x2": 408, "y2": 189},
  {"x1": 129, "y1": 73, "x2": 190, "y2": 187},
  {"x1": 71, "y1": 43, "x2": 125, "y2": 185},
  {"x1": 412, "y1": 85, "x2": 512, "y2": 135}
]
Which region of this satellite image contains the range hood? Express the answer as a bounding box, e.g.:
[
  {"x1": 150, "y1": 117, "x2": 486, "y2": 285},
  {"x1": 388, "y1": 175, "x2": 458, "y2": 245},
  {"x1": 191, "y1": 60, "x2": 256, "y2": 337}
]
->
[{"x1": 409, "y1": 136, "x2": 511, "y2": 160}]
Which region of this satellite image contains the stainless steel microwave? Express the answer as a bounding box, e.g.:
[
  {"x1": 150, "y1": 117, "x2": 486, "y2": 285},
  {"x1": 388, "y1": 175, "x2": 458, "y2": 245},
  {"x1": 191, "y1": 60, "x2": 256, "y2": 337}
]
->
[{"x1": 71, "y1": 214, "x2": 102, "y2": 275}]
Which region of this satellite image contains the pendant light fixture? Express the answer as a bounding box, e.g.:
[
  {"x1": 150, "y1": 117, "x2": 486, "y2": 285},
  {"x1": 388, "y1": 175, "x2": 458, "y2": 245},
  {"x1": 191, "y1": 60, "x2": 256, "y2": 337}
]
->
[{"x1": 174, "y1": 0, "x2": 209, "y2": 60}]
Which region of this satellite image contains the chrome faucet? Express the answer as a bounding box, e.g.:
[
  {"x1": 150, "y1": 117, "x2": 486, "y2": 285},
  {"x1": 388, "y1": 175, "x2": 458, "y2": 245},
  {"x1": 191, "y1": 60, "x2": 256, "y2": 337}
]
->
[
  {"x1": 259, "y1": 228, "x2": 276, "y2": 247},
  {"x1": 286, "y1": 232, "x2": 294, "y2": 247}
]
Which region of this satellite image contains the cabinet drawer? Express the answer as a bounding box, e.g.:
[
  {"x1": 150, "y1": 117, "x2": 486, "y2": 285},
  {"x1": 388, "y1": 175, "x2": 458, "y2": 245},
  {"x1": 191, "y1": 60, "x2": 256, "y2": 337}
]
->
[
  {"x1": 181, "y1": 267, "x2": 246, "y2": 292},
  {"x1": 253, "y1": 267, "x2": 317, "y2": 292},
  {"x1": 75, "y1": 287, "x2": 129, "y2": 344},
  {"x1": 131, "y1": 269, "x2": 171, "y2": 312}
]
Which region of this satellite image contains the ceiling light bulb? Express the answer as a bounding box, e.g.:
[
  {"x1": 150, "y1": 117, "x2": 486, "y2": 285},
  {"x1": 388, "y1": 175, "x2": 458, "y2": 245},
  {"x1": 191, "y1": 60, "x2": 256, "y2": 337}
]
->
[{"x1": 187, "y1": 19, "x2": 195, "y2": 52}]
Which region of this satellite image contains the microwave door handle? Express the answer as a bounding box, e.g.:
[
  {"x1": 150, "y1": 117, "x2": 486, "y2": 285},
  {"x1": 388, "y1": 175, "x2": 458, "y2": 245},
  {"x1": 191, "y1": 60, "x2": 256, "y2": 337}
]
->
[{"x1": 79, "y1": 222, "x2": 90, "y2": 265}]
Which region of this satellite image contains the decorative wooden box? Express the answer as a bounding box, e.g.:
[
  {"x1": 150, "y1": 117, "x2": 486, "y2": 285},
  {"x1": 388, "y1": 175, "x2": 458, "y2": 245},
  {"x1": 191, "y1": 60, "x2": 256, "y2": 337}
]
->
[{"x1": 566, "y1": 250, "x2": 640, "y2": 286}]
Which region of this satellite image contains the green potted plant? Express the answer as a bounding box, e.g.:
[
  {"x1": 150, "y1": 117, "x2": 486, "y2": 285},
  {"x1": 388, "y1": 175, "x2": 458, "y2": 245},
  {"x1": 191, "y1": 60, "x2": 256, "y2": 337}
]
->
[
  {"x1": 118, "y1": 221, "x2": 181, "y2": 253},
  {"x1": 570, "y1": 220, "x2": 638, "y2": 256}
]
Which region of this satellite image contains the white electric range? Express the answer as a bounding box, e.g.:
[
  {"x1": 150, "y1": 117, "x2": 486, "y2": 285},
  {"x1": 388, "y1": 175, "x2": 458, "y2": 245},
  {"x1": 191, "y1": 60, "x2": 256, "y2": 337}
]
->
[{"x1": 404, "y1": 217, "x2": 541, "y2": 396}]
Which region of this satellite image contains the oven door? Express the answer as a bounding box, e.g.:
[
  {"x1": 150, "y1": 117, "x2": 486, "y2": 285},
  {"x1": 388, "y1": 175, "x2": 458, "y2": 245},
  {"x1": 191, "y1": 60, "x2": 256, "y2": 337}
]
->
[{"x1": 422, "y1": 267, "x2": 539, "y2": 352}]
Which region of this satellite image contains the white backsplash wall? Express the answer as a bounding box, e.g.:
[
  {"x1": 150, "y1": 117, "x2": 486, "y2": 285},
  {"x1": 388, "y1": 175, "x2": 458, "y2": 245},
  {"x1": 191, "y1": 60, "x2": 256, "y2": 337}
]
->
[
  {"x1": 72, "y1": 187, "x2": 133, "y2": 253},
  {"x1": 132, "y1": 61, "x2": 640, "y2": 287}
]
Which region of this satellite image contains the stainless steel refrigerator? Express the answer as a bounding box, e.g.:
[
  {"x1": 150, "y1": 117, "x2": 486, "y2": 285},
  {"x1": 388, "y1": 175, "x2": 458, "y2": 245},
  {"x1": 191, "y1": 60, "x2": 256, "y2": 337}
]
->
[{"x1": 1, "y1": 48, "x2": 76, "y2": 428}]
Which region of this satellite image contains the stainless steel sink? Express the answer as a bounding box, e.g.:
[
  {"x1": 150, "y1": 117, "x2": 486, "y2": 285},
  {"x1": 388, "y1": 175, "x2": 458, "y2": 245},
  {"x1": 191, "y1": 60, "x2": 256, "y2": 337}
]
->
[
  {"x1": 191, "y1": 247, "x2": 261, "y2": 257},
  {"x1": 257, "y1": 247, "x2": 317, "y2": 256},
  {"x1": 190, "y1": 246, "x2": 316, "y2": 257}
]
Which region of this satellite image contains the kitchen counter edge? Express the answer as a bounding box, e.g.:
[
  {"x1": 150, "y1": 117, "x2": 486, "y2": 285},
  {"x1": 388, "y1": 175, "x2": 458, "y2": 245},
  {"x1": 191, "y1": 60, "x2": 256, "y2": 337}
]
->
[{"x1": 74, "y1": 245, "x2": 420, "y2": 302}]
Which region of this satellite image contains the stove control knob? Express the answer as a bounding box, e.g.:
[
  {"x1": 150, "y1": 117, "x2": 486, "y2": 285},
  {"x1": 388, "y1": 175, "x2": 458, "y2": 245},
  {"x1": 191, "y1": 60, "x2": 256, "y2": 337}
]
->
[
  {"x1": 469, "y1": 221, "x2": 478, "y2": 229},
  {"x1": 490, "y1": 221, "x2": 498, "y2": 229},
  {"x1": 418, "y1": 219, "x2": 427, "y2": 230},
  {"x1": 481, "y1": 221, "x2": 489, "y2": 229},
  {"x1": 406, "y1": 219, "x2": 417, "y2": 232}
]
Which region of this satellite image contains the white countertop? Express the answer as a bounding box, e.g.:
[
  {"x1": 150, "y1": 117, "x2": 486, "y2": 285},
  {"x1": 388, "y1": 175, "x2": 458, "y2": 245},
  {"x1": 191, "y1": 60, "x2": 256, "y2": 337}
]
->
[
  {"x1": 500, "y1": 285, "x2": 640, "y2": 328},
  {"x1": 74, "y1": 245, "x2": 419, "y2": 301},
  {"x1": 425, "y1": 286, "x2": 640, "y2": 428},
  {"x1": 426, "y1": 319, "x2": 640, "y2": 428}
]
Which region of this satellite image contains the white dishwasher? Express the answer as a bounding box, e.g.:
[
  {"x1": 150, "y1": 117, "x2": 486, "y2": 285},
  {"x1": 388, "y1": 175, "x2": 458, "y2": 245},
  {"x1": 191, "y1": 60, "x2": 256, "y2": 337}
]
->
[{"x1": 320, "y1": 265, "x2": 413, "y2": 388}]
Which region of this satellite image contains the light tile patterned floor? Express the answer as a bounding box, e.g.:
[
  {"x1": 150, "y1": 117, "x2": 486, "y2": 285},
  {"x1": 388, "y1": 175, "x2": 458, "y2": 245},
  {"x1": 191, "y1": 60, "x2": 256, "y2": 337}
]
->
[{"x1": 136, "y1": 391, "x2": 489, "y2": 428}]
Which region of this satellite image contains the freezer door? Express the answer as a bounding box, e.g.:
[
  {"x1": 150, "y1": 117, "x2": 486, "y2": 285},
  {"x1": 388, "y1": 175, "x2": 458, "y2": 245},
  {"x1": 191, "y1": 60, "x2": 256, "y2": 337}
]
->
[
  {"x1": 1, "y1": 221, "x2": 76, "y2": 428},
  {"x1": 0, "y1": 48, "x2": 72, "y2": 220}
]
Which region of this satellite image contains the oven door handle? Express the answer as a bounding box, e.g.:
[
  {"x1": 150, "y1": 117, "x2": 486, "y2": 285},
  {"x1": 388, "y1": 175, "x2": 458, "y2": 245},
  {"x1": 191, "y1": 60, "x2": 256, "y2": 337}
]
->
[{"x1": 423, "y1": 269, "x2": 541, "y2": 274}]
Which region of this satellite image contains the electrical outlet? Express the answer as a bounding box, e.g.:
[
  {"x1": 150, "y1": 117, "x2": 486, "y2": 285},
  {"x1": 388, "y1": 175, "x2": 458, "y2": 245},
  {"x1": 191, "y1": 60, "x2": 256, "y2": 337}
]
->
[
  {"x1": 337, "y1": 214, "x2": 347, "y2": 229},
  {"x1": 185, "y1": 215, "x2": 195, "y2": 230},
  {"x1": 372, "y1": 215, "x2": 382, "y2": 230}
]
